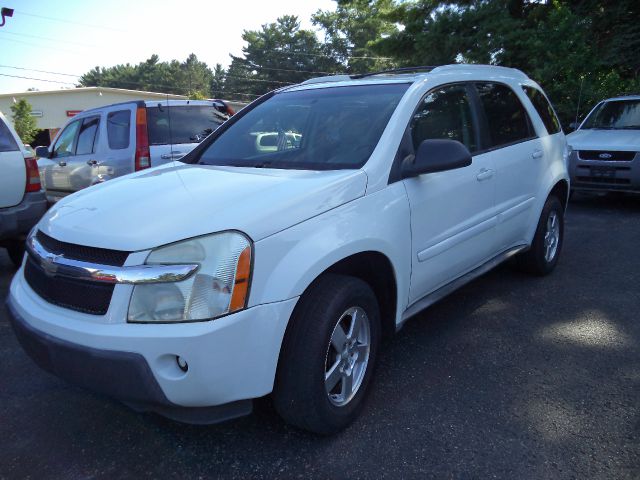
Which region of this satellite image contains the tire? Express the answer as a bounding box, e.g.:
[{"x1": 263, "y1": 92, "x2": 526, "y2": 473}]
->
[
  {"x1": 273, "y1": 273, "x2": 381, "y2": 435},
  {"x1": 515, "y1": 195, "x2": 564, "y2": 276},
  {"x1": 6, "y1": 240, "x2": 25, "y2": 268}
]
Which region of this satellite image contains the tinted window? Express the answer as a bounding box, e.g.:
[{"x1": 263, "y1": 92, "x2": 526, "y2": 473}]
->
[
  {"x1": 107, "y1": 110, "x2": 131, "y2": 149},
  {"x1": 198, "y1": 83, "x2": 410, "y2": 170},
  {"x1": 0, "y1": 119, "x2": 19, "y2": 152},
  {"x1": 523, "y1": 86, "x2": 561, "y2": 134},
  {"x1": 76, "y1": 116, "x2": 99, "y2": 155},
  {"x1": 53, "y1": 120, "x2": 81, "y2": 158},
  {"x1": 411, "y1": 84, "x2": 478, "y2": 152},
  {"x1": 581, "y1": 100, "x2": 640, "y2": 130},
  {"x1": 147, "y1": 105, "x2": 229, "y2": 145},
  {"x1": 476, "y1": 83, "x2": 534, "y2": 147}
]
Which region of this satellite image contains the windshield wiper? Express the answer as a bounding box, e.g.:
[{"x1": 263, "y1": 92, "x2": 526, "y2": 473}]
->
[{"x1": 619, "y1": 125, "x2": 640, "y2": 130}]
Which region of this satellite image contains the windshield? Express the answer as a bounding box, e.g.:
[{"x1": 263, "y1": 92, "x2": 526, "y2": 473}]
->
[
  {"x1": 147, "y1": 105, "x2": 229, "y2": 145},
  {"x1": 197, "y1": 83, "x2": 410, "y2": 170},
  {"x1": 581, "y1": 99, "x2": 640, "y2": 130}
]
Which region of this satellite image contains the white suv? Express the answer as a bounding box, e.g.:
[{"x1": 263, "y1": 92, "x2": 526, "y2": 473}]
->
[
  {"x1": 0, "y1": 112, "x2": 47, "y2": 266},
  {"x1": 7, "y1": 65, "x2": 569, "y2": 434}
]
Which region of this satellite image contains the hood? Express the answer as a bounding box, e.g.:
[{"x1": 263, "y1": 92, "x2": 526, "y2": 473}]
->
[
  {"x1": 567, "y1": 129, "x2": 640, "y2": 151},
  {"x1": 39, "y1": 164, "x2": 368, "y2": 251}
]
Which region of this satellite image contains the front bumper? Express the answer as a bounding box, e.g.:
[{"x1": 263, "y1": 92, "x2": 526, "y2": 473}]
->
[
  {"x1": 569, "y1": 151, "x2": 640, "y2": 193},
  {"x1": 8, "y1": 270, "x2": 298, "y2": 422},
  {"x1": 0, "y1": 191, "x2": 47, "y2": 241}
]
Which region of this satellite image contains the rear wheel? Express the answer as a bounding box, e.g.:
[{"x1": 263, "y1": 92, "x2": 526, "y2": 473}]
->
[
  {"x1": 273, "y1": 274, "x2": 380, "y2": 435},
  {"x1": 515, "y1": 195, "x2": 564, "y2": 275}
]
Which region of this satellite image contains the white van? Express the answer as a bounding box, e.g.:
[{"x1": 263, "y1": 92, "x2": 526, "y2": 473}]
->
[{"x1": 36, "y1": 99, "x2": 233, "y2": 202}]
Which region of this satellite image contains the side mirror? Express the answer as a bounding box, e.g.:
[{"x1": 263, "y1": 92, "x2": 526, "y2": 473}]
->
[
  {"x1": 35, "y1": 146, "x2": 50, "y2": 158},
  {"x1": 569, "y1": 122, "x2": 578, "y2": 131},
  {"x1": 401, "y1": 139, "x2": 472, "y2": 179}
]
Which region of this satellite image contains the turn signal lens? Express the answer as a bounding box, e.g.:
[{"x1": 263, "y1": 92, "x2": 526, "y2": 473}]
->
[{"x1": 229, "y1": 246, "x2": 251, "y2": 312}]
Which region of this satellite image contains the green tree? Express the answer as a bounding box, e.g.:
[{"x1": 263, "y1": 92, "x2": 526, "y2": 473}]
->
[
  {"x1": 312, "y1": 0, "x2": 398, "y2": 73},
  {"x1": 224, "y1": 15, "x2": 342, "y2": 100},
  {"x1": 79, "y1": 54, "x2": 214, "y2": 98},
  {"x1": 10, "y1": 98, "x2": 39, "y2": 144},
  {"x1": 373, "y1": 0, "x2": 640, "y2": 127}
]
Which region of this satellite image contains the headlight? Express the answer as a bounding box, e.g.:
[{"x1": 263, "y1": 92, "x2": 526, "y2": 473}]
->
[{"x1": 128, "y1": 232, "x2": 252, "y2": 323}]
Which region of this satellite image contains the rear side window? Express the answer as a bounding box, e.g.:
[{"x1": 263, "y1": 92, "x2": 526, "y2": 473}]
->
[
  {"x1": 76, "y1": 116, "x2": 100, "y2": 155},
  {"x1": 107, "y1": 110, "x2": 131, "y2": 149},
  {"x1": 146, "y1": 105, "x2": 228, "y2": 145},
  {"x1": 0, "y1": 119, "x2": 19, "y2": 152},
  {"x1": 411, "y1": 84, "x2": 478, "y2": 153},
  {"x1": 523, "y1": 86, "x2": 561, "y2": 134},
  {"x1": 476, "y1": 83, "x2": 535, "y2": 148}
]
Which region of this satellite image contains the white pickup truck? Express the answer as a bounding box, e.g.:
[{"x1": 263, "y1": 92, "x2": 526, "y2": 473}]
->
[{"x1": 7, "y1": 65, "x2": 569, "y2": 434}]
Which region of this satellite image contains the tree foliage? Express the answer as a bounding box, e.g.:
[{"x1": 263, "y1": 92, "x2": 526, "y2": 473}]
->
[
  {"x1": 79, "y1": 53, "x2": 214, "y2": 98},
  {"x1": 224, "y1": 15, "x2": 342, "y2": 102},
  {"x1": 76, "y1": 1, "x2": 639, "y2": 126},
  {"x1": 10, "y1": 98, "x2": 39, "y2": 144},
  {"x1": 373, "y1": 0, "x2": 640, "y2": 126}
]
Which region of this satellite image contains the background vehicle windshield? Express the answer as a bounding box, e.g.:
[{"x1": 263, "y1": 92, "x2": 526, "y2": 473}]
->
[
  {"x1": 581, "y1": 100, "x2": 640, "y2": 130},
  {"x1": 197, "y1": 83, "x2": 409, "y2": 170},
  {"x1": 147, "y1": 105, "x2": 229, "y2": 145}
]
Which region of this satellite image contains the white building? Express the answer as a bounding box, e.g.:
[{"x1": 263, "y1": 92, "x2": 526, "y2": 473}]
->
[{"x1": 0, "y1": 86, "x2": 246, "y2": 143}]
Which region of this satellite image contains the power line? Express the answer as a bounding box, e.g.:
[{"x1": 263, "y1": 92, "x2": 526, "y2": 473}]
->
[
  {"x1": 0, "y1": 64, "x2": 295, "y2": 86},
  {"x1": 0, "y1": 35, "x2": 84, "y2": 55},
  {"x1": 0, "y1": 30, "x2": 99, "y2": 48},
  {"x1": 0, "y1": 64, "x2": 82, "y2": 78},
  {"x1": 0, "y1": 72, "x2": 76, "y2": 85},
  {"x1": 14, "y1": 10, "x2": 127, "y2": 32},
  {"x1": 0, "y1": 72, "x2": 262, "y2": 98},
  {"x1": 239, "y1": 48, "x2": 393, "y2": 61}
]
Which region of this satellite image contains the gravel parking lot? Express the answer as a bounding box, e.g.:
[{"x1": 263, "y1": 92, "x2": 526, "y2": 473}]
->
[{"x1": 1, "y1": 194, "x2": 638, "y2": 479}]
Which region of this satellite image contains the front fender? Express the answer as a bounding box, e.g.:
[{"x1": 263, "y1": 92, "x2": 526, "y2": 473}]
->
[{"x1": 249, "y1": 183, "x2": 412, "y2": 326}]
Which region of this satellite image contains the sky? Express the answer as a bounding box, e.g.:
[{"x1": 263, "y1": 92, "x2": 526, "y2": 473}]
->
[{"x1": 0, "y1": 0, "x2": 336, "y2": 93}]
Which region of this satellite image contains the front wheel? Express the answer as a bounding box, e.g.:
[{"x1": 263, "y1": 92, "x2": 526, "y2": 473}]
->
[
  {"x1": 515, "y1": 195, "x2": 564, "y2": 276},
  {"x1": 273, "y1": 274, "x2": 380, "y2": 435}
]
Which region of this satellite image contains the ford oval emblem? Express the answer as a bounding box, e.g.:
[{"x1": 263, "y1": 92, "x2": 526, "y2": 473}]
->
[{"x1": 599, "y1": 152, "x2": 612, "y2": 159}]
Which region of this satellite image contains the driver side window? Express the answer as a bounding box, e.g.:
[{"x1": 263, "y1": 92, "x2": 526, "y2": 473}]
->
[
  {"x1": 53, "y1": 120, "x2": 81, "y2": 158},
  {"x1": 411, "y1": 84, "x2": 478, "y2": 153}
]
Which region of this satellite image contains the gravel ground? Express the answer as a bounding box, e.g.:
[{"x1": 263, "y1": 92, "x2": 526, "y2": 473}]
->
[{"x1": 1, "y1": 193, "x2": 638, "y2": 479}]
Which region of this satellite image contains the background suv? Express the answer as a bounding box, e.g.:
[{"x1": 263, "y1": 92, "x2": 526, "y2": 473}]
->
[
  {"x1": 8, "y1": 65, "x2": 569, "y2": 434},
  {"x1": 0, "y1": 112, "x2": 46, "y2": 266},
  {"x1": 36, "y1": 99, "x2": 234, "y2": 203},
  {"x1": 567, "y1": 95, "x2": 640, "y2": 194}
]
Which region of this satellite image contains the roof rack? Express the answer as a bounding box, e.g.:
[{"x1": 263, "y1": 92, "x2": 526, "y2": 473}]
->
[{"x1": 350, "y1": 66, "x2": 438, "y2": 79}]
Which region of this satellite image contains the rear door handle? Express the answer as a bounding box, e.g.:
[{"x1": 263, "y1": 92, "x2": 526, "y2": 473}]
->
[
  {"x1": 161, "y1": 152, "x2": 185, "y2": 160},
  {"x1": 476, "y1": 168, "x2": 494, "y2": 181},
  {"x1": 58, "y1": 160, "x2": 67, "y2": 167},
  {"x1": 86, "y1": 159, "x2": 98, "y2": 166},
  {"x1": 532, "y1": 149, "x2": 544, "y2": 159}
]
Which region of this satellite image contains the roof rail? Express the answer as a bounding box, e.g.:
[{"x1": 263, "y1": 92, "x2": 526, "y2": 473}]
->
[
  {"x1": 350, "y1": 66, "x2": 438, "y2": 79},
  {"x1": 301, "y1": 75, "x2": 353, "y2": 85}
]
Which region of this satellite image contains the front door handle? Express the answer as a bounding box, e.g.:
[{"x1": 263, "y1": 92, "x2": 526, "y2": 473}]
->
[
  {"x1": 532, "y1": 149, "x2": 544, "y2": 159},
  {"x1": 476, "y1": 168, "x2": 494, "y2": 181},
  {"x1": 58, "y1": 160, "x2": 67, "y2": 167},
  {"x1": 86, "y1": 159, "x2": 98, "y2": 166}
]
